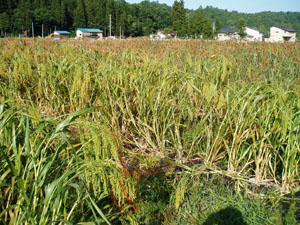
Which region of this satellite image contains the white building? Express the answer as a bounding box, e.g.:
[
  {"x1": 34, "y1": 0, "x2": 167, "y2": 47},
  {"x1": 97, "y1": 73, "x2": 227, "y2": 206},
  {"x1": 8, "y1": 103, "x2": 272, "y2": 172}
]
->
[
  {"x1": 150, "y1": 31, "x2": 167, "y2": 40},
  {"x1": 245, "y1": 27, "x2": 263, "y2": 42},
  {"x1": 217, "y1": 27, "x2": 240, "y2": 41},
  {"x1": 76, "y1": 28, "x2": 103, "y2": 40},
  {"x1": 156, "y1": 31, "x2": 166, "y2": 40},
  {"x1": 269, "y1": 26, "x2": 296, "y2": 43}
]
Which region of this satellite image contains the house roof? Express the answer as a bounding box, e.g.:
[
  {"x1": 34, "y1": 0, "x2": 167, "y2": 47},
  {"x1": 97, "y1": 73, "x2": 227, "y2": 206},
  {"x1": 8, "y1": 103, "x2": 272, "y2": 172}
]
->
[
  {"x1": 272, "y1": 25, "x2": 296, "y2": 33},
  {"x1": 54, "y1": 31, "x2": 70, "y2": 35},
  {"x1": 245, "y1": 27, "x2": 263, "y2": 34},
  {"x1": 77, "y1": 28, "x2": 103, "y2": 33},
  {"x1": 218, "y1": 27, "x2": 237, "y2": 33}
]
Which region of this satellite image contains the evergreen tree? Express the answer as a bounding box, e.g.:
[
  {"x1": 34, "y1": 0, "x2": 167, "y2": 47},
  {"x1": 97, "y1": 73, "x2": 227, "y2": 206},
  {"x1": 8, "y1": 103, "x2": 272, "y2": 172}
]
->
[
  {"x1": 115, "y1": 1, "x2": 121, "y2": 36},
  {"x1": 0, "y1": 12, "x2": 10, "y2": 35},
  {"x1": 171, "y1": 0, "x2": 187, "y2": 37},
  {"x1": 106, "y1": 0, "x2": 115, "y2": 35},
  {"x1": 50, "y1": 0, "x2": 60, "y2": 27},
  {"x1": 13, "y1": 0, "x2": 33, "y2": 33},
  {"x1": 215, "y1": 18, "x2": 222, "y2": 31},
  {"x1": 34, "y1": 0, "x2": 50, "y2": 27},
  {"x1": 73, "y1": 0, "x2": 87, "y2": 28},
  {"x1": 188, "y1": 8, "x2": 213, "y2": 38},
  {"x1": 60, "y1": 1, "x2": 67, "y2": 28},
  {"x1": 139, "y1": 1, "x2": 154, "y2": 35},
  {"x1": 95, "y1": 0, "x2": 107, "y2": 30},
  {"x1": 32, "y1": 0, "x2": 41, "y2": 10},
  {"x1": 54, "y1": 0, "x2": 67, "y2": 28},
  {"x1": 238, "y1": 17, "x2": 246, "y2": 38},
  {"x1": 126, "y1": 4, "x2": 142, "y2": 37},
  {"x1": 114, "y1": 0, "x2": 129, "y2": 37},
  {"x1": 63, "y1": 0, "x2": 77, "y2": 29},
  {"x1": 86, "y1": 0, "x2": 98, "y2": 27},
  {"x1": 0, "y1": 0, "x2": 8, "y2": 14},
  {"x1": 119, "y1": 0, "x2": 127, "y2": 37}
]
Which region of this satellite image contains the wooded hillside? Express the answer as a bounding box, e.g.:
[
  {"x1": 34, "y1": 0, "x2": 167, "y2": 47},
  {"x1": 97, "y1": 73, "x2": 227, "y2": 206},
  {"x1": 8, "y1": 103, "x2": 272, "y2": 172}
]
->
[
  {"x1": 203, "y1": 6, "x2": 300, "y2": 36},
  {"x1": 0, "y1": 0, "x2": 299, "y2": 37}
]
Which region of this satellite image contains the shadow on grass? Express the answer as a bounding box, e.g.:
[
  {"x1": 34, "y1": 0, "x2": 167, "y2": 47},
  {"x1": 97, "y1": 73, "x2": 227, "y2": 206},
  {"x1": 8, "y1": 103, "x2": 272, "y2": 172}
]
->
[
  {"x1": 203, "y1": 207, "x2": 247, "y2": 225},
  {"x1": 280, "y1": 191, "x2": 300, "y2": 222}
]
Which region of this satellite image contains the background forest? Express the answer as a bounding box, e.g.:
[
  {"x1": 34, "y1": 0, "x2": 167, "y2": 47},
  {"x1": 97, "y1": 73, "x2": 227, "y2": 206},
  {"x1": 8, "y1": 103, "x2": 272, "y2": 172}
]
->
[{"x1": 0, "y1": 0, "x2": 299, "y2": 37}]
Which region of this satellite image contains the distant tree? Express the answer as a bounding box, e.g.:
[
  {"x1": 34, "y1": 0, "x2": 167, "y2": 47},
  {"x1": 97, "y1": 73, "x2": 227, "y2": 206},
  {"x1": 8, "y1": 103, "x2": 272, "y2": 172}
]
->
[
  {"x1": 73, "y1": 0, "x2": 87, "y2": 28},
  {"x1": 0, "y1": 0, "x2": 8, "y2": 14},
  {"x1": 113, "y1": 0, "x2": 127, "y2": 37},
  {"x1": 85, "y1": 0, "x2": 98, "y2": 28},
  {"x1": 49, "y1": 0, "x2": 67, "y2": 28},
  {"x1": 12, "y1": 0, "x2": 33, "y2": 33},
  {"x1": 119, "y1": 0, "x2": 127, "y2": 36},
  {"x1": 58, "y1": 1, "x2": 67, "y2": 28},
  {"x1": 0, "y1": 12, "x2": 10, "y2": 35},
  {"x1": 137, "y1": 0, "x2": 171, "y2": 36},
  {"x1": 126, "y1": 4, "x2": 142, "y2": 36},
  {"x1": 32, "y1": 0, "x2": 40, "y2": 9},
  {"x1": 85, "y1": 0, "x2": 106, "y2": 30},
  {"x1": 202, "y1": 17, "x2": 213, "y2": 38},
  {"x1": 238, "y1": 17, "x2": 246, "y2": 38},
  {"x1": 215, "y1": 18, "x2": 222, "y2": 31},
  {"x1": 105, "y1": 0, "x2": 115, "y2": 35},
  {"x1": 171, "y1": 0, "x2": 187, "y2": 36},
  {"x1": 188, "y1": 8, "x2": 213, "y2": 38}
]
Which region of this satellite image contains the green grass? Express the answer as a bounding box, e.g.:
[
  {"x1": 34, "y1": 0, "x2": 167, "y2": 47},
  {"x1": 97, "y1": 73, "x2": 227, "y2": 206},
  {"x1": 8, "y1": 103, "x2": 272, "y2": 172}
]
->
[
  {"x1": 165, "y1": 174, "x2": 299, "y2": 225},
  {"x1": 0, "y1": 102, "x2": 111, "y2": 224}
]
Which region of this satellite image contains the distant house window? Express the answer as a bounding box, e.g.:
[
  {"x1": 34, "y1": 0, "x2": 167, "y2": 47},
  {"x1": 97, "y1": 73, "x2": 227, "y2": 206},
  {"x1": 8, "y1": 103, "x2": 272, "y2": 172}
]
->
[{"x1": 276, "y1": 31, "x2": 279, "y2": 33}]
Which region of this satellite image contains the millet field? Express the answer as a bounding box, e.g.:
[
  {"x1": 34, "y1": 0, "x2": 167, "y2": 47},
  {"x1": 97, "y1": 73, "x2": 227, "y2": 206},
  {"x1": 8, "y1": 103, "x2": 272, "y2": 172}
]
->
[{"x1": 0, "y1": 38, "x2": 300, "y2": 224}]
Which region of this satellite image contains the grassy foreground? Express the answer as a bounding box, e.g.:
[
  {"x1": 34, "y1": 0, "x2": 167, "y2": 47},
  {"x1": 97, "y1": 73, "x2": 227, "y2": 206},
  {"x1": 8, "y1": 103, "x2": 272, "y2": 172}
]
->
[{"x1": 0, "y1": 38, "x2": 300, "y2": 224}]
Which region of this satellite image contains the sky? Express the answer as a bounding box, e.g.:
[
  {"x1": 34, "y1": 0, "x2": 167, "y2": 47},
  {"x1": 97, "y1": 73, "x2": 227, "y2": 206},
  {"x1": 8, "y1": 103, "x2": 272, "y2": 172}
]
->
[{"x1": 126, "y1": 0, "x2": 300, "y2": 13}]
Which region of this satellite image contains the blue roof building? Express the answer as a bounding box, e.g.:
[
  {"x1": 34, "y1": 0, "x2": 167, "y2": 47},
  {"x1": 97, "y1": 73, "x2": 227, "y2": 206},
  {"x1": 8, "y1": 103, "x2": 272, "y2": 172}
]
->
[
  {"x1": 219, "y1": 27, "x2": 238, "y2": 34},
  {"x1": 77, "y1": 28, "x2": 103, "y2": 33},
  {"x1": 53, "y1": 30, "x2": 71, "y2": 40},
  {"x1": 54, "y1": 31, "x2": 71, "y2": 35},
  {"x1": 76, "y1": 28, "x2": 103, "y2": 40}
]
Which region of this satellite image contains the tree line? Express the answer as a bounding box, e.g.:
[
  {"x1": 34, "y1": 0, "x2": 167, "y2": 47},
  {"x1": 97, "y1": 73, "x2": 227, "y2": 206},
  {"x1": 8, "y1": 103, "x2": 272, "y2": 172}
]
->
[
  {"x1": 0, "y1": 0, "x2": 299, "y2": 37},
  {"x1": 0, "y1": 0, "x2": 173, "y2": 37}
]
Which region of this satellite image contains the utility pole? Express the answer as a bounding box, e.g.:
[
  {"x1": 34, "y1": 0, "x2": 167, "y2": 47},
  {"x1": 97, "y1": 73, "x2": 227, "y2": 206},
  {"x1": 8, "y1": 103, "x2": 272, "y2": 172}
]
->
[
  {"x1": 32, "y1": 22, "x2": 34, "y2": 38},
  {"x1": 109, "y1": 14, "x2": 112, "y2": 37},
  {"x1": 42, "y1": 24, "x2": 44, "y2": 38},
  {"x1": 120, "y1": 26, "x2": 121, "y2": 39},
  {"x1": 55, "y1": 26, "x2": 56, "y2": 31},
  {"x1": 213, "y1": 21, "x2": 216, "y2": 33}
]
